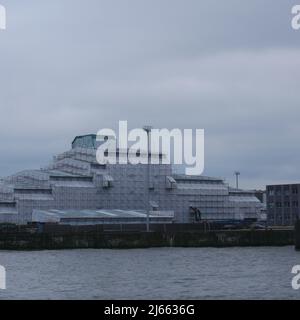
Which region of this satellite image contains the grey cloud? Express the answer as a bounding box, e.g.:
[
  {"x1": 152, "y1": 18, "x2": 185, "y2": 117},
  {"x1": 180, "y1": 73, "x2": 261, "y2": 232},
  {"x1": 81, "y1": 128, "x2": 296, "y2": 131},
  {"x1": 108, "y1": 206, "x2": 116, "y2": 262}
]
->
[{"x1": 0, "y1": 0, "x2": 299, "y2": 189}]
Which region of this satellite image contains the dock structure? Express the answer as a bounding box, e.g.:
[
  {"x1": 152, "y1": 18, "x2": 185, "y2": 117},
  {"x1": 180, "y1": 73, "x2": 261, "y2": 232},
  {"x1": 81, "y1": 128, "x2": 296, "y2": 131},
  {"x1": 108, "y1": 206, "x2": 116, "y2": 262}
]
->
[
  {"x1": 295, "y1": 220, "x2": 300, "y2": 250},
  {"x1": 0, "y1": 224, "x2": 295, "y2": 250}
]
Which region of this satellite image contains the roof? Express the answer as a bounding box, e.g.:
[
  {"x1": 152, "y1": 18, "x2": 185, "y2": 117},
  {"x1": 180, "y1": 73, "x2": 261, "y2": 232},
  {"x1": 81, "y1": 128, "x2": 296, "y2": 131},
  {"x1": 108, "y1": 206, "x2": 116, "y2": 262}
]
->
[
  {"x1": 32, "y1": 209, "x2": 174, "y2": 223},
  {"x1": 174, "y1": 174, "x2": 225, "y2": 183},
  {"x1": 177, "y1": 183, "x2": 229, "y2": 191},
  {"x1": 229, "y1": 188, "x2": 256, "y2": 195},
  {"x1": 266, "y1": 183, "x2": 300, "y2": 187},
  {"x1": 71, "y1": 134, "x2": 96, "y2": 146},
  {"x1": 5, "y1": 170, "x2": 49, "y2": 181},
  {"x1": 229, "y1": 195, "x2": 261, "y2": 203},
  {"x1": 71, "y1": 134, "x2": 98, "y2": 150},
  {"x1": 45, "y1": 169, "x2": 93, "y2": 179}
]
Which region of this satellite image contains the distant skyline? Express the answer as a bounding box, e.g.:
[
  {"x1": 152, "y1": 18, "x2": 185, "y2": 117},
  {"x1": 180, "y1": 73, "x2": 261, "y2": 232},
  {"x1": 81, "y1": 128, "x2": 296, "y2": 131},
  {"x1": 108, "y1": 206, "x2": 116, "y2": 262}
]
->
[{"x1": 0, "y1": 0, "x2": 300, "y2": 189}]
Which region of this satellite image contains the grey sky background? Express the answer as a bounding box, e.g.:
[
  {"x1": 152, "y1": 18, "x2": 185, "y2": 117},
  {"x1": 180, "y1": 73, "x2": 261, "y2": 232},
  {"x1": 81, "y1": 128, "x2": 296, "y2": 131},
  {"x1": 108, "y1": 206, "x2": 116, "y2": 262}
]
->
[{"x1": 0, "y1": 0, "x2": 299, "y2": 189}]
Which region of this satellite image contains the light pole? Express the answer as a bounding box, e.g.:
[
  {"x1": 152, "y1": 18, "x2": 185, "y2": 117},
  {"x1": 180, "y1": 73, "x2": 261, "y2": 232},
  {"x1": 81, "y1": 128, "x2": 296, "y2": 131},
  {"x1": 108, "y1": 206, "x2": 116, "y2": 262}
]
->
[
  {"x1": 143, "y1": 126, "x2": 152, "y2": 232},
  {"x1": 234, "y1": 171, "x2": 240, "y2": 189}
]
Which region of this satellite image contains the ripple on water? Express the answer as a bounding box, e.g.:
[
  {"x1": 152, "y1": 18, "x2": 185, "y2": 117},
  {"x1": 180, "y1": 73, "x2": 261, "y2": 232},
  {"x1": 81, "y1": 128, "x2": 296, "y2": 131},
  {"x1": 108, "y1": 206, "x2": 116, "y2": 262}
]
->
[{"x1": 0, "y1": 247, "x2": 300, "y2": 299}]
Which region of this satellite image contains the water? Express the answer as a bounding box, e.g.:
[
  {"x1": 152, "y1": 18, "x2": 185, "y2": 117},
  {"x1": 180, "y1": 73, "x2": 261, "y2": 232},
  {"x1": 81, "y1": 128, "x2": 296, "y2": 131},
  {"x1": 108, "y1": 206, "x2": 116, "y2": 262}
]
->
[{"x1": 0, "y1": 246, "x2": 300, "y2": 300}]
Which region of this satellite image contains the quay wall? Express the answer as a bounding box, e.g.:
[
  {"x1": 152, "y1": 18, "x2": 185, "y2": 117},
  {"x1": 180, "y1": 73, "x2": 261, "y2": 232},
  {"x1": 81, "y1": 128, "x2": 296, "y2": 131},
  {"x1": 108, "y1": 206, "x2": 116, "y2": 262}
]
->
[
  {"x1": 0, "y1": 224, "x2": 294, "y2": 250},
  {"x1": 295, "y1": 220, "x2": 300, "y2": 250}
]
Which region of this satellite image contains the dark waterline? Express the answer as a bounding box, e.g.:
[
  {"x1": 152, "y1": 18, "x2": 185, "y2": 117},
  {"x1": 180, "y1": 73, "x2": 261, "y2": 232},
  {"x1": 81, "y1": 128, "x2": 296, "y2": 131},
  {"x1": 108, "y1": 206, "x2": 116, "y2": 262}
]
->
[{"x1": 0, "y1": 247, "x2": 300, "y2": 300}]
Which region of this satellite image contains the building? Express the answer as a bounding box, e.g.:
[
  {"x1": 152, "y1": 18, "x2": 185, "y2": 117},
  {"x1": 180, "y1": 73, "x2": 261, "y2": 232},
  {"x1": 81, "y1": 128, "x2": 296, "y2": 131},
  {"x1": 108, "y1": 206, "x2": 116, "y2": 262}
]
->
[
  {"x1": 266, "y1": 184, "x2": 300, "y2": 226},
  {"x1": 0, "y1": 134, "x2": 264, "y2": 225}
]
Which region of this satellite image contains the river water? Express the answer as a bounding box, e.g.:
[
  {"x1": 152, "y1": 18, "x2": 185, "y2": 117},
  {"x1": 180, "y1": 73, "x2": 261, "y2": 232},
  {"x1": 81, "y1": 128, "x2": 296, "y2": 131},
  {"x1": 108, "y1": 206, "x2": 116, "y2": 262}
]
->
[{"x1": 0, "y1": 246, "x2": 300, "y2": 300}]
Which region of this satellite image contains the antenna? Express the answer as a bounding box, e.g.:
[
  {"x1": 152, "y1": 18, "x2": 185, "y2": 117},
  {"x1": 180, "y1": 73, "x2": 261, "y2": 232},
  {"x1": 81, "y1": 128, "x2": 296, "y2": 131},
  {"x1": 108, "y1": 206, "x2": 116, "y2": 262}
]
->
[
  {"x1": 143, "y1": 125, "x2": 152, "y2": 232},
  {"x1": 234, "y1": 171, "x2": 240, "y2": 189}
]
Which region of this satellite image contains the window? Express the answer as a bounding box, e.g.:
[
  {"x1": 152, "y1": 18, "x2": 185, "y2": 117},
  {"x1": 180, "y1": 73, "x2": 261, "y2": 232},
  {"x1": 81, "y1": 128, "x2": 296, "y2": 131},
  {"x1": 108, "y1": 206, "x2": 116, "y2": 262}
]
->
[
  {"x1": 268, "y1": 203, "x2": 274, "y2": 209},
  {"x1": 268, "y1": 186, "x2": 274, "y2": 196},
  {"x1": 91, "y1": 163, "x2": 106, "y2": 170},
  {"x1": 292, "y1": 201, "x2": 299, "y2": 208},
  {"x1": 276, "y1": 202, "x2": 282, "y2": 208},
  {"x1": 103, "y1": 175, "x2": 114, "y2": 188},
  {"x1": 51, "y1": 176, "x2": 93, "y2": 182},
  {"x1": 284, "y1": 201, "x2": 290, "y2": 208},
  {"x1": 275, "y1": 187, "x2": 282, "y2": 196},
  {"x1": 292, "y1": 186, "x2": 298, "y2": 194},
  {"x1": 284, "y1": 185, "x2": 290, "y2": 195},
  {"x1": 14, "y1": 188, "x2": 52, "y2": 195},
  {"x1": 0, "y1": 202, "x2": 16, "y2": 208}
]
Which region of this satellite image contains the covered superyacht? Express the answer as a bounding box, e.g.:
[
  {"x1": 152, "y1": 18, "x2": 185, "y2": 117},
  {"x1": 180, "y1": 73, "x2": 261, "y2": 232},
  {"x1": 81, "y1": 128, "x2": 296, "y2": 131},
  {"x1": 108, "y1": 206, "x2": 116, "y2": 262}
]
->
[{"x1": 0, "y1": 135, "x2": 264, "y2": 225}]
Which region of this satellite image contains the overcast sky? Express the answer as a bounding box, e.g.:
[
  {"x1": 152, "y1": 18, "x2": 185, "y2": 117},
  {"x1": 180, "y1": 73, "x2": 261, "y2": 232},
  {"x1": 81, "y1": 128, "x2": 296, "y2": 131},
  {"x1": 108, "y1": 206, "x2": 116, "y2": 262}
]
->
[{"x1": 0, "y1": 0, "x2": 299, "y2": 189}]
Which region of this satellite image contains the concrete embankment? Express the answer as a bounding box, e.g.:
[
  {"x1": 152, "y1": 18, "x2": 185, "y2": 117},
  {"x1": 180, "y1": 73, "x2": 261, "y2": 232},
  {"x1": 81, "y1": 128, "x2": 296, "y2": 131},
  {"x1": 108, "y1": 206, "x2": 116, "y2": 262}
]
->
[{"x1": 0, "y1": 225, "x2": 294, "y2": 250}]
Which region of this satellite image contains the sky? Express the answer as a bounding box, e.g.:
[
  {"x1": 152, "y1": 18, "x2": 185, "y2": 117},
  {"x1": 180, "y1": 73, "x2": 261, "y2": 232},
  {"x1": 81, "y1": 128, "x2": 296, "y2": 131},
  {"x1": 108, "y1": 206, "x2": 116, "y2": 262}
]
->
[{"x1": 0, "y1": 0, "x2": 299, "y2": 189}]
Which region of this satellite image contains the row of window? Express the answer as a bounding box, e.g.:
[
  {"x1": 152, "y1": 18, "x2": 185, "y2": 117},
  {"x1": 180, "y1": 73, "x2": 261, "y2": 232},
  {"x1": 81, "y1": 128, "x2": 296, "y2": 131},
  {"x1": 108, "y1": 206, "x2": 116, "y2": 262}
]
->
[
  {"x1": 268, "y1": 186, "x2": 298, "y2": 195},
  {"x1": 268, "y1": 217, "x2": 297, "y2": 225},
  {"x1": 269, "y1": 201, "x2": 299, "y2": 208}
]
